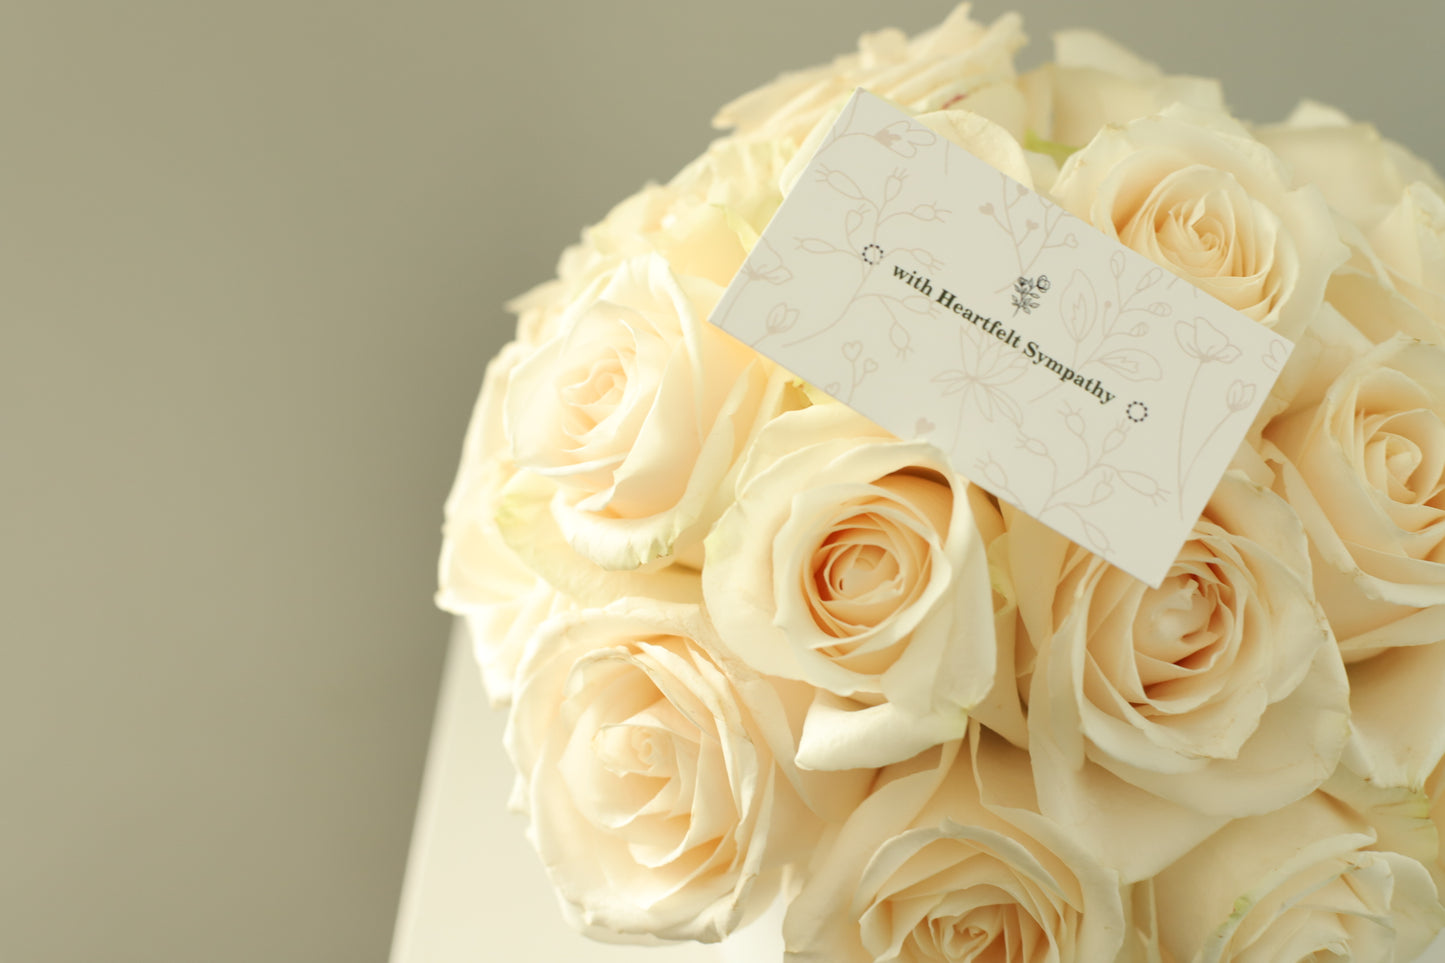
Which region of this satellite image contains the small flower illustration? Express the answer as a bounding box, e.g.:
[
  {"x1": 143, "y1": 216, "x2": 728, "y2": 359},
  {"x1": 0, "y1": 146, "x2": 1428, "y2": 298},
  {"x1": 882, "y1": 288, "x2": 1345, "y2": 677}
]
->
[
  {"x1": 932, "y1": 332, "x2": 1028, "y2": 425},
  {"x1": 740, "y1": 238, "x2": 793, "y2": 285},
  {"x1": 1175, "y1": 316, "x2": 1243, "y2": 364},
  {"x1": 764, "y1": 303, "x2": 799, "y2": 336},
  {"x1": 1011, "y1": 274, "x2": 1051, "y2": 316},
  {"x1": 1226, "y1": 380, "x2": 1257, "y2": 412},
  {"x1": 871, "y1": 120, "x2": 936, "y2": 157}
]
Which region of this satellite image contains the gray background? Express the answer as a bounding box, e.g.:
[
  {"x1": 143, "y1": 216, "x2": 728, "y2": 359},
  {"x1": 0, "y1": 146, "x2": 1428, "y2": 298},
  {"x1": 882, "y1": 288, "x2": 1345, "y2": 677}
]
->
[{"x1": 3, "y1": 2, "x2": 1441, "y2": 961}]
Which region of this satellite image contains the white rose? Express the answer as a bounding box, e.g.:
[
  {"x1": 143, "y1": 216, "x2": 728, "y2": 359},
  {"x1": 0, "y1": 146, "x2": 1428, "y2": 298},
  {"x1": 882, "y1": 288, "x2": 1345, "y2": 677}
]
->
[
  {"x1": 715, "y1": 4, "x2": 1028, "y2": 146},
  {"x1": 1020, "y1": 30, "x2": 1224, "y2": 156},
  {"x1": 783, "y1": 730, "x2": 1127, "y2": 963},
  {"x1": 1049, "y1": 104, "x2": 1346, "y2": 340},
  {"x1": 1267, "y1": 336, "x2": 1445, "y2": 658},
  {"x1": 505, "y1": 600, "x2": 866, "y2": 944},
  {"x1": 1148, "y1": 792, "x2": 1445, "y2": 963},
  {"x1": 1007, "y1": 471, "x2": 1350, "y2": 881},
  {"x1": 703, "y1": 404, "x2": 998, "y2": 770},
  {"x1": 501, "y1": 253, "x2": 789, "y2": 572}
]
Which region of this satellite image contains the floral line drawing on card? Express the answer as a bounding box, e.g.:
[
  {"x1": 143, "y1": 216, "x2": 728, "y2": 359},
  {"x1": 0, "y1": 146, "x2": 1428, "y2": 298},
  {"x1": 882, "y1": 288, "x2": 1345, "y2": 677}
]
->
[
  {"x1": 1020, "y1": 404, "x2": 1166, "y2": 553},
  {"x1": 777, "y1": 105, "x2": 947, "y2": 354},
  {"x1": 1028, "y1": 259, "x2": 1168, "y2": 405},
  {"x1": 708, "y1": 236, "x2": 793, "y2": 333},
  {"x1": 1172, "y1": 316, "x2": 1251, "y2": 516},
  {"x1": 840, "y1": 340, "x2": 880, "y2": 403},
  {"x1": 747, "y1": 302, "x2": 800, "y2": 349},
  {"x1": 976, "y1": 170, "x2": 1078, "y2": 286},
  {"x1": 932, "y1": 325, "x2": 1028, "y2": 451},
  {"x1": 781, "y1": 163, "x2": 945, "y2": 350}
]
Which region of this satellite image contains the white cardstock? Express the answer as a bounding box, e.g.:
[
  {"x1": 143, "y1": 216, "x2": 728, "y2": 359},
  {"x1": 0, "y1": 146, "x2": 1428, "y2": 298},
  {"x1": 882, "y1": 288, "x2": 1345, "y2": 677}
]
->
[{"x1": 709, "y1": 89, "x2": 1292, "y2": 587}]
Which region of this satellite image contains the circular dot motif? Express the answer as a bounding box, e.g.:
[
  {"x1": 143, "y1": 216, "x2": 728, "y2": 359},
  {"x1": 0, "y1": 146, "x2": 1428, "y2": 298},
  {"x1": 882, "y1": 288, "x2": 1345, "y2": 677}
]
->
[
  {"x1": 861, "y1": 243, "x2": 884, "y2": 265},
  {"x1": 1126, "y1": 401, "x2": 1149, "y2": 423}
]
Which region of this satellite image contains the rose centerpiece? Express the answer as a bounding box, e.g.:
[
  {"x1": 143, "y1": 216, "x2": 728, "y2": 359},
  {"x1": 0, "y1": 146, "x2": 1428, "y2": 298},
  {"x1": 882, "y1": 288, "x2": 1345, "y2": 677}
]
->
[{"x1": 439, "y1": 5, "x2": 1445, "y2": 961}]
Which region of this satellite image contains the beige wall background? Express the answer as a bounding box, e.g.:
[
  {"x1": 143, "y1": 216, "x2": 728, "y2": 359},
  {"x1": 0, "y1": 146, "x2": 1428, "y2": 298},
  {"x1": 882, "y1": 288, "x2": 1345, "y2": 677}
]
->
[{"x1": 3, "y1": 2, "x2": 1441, "y2": 961}]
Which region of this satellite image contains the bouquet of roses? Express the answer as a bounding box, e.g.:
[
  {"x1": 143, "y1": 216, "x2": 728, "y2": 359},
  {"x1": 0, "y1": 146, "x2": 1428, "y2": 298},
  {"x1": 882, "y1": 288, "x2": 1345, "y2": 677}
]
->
[{"x1": 437, "y1": 6, "x2": 1445, "y2": 961}]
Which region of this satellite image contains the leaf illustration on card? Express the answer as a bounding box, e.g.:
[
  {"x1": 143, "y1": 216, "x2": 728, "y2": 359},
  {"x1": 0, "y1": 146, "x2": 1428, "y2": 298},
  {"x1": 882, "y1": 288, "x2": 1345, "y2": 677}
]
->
[
  {"x1": 1134, "y1": 267, "x2": 1163, "y2": 293},
  {"x1": 1116, "y1": 469, "x2": 1167, "y2": 504},
  {"x1": 993, "y1": 391, "x2": 1022, "y2": 426},
  {"x1": 1059, "y1": 270, "x2": 1098, "y2": 343},
  {"x1": 814, "y1": 166, "x2": 867, "y2": 201},
  {"x1": 1097, "y1": 348, "x2": 1163, "y2": 382},
  {"x1": 1080, "y1": 518, "x2": 1112, "y2": 553},
  {"x1": 933, "y1": 369, "x2": 969, "y2": 395}
]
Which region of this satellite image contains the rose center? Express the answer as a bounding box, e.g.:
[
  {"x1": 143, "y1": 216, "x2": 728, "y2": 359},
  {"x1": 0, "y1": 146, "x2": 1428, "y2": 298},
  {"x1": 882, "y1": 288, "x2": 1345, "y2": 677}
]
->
[
  {"x1": 806, "y1": 511, "x2": 925, "y2": 641},
  {"x1": 1373, "y1": 431, "x2": 1423, "y2": 501},
  {"x1": 594, "y1": 721, "x2": 677, "y2": 779},
  {"x1": 818, "y1": 535, "x2": 902, "y2": 600},
  {"x1": 1359, "y1": 407, "x2": 1445, "y2": 508},
  {"x1": 934, "y1": 908, "x2": 1005, "y2": 962},
  {"x1": 1129, "y1": 571, "x2": 1231, "y2": 707},
  {"x1": 1156, "y1": 189, "x2": 1233, "y2": 275},
  {"x1": 558, "y1": 349, "x2": 630, "y2": 443}
]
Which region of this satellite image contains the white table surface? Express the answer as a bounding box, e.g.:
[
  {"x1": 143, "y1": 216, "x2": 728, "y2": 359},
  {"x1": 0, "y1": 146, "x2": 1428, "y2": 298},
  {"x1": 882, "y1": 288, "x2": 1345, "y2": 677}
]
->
[{"x1": 392, "y1": 622, "x2": 1445, "y2": 963}]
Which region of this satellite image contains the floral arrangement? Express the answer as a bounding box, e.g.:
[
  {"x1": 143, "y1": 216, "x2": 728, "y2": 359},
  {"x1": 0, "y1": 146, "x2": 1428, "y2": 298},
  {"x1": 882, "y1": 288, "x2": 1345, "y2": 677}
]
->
[{"x1": 438, "y1": 6, "x2": 1445, "y2": 961}]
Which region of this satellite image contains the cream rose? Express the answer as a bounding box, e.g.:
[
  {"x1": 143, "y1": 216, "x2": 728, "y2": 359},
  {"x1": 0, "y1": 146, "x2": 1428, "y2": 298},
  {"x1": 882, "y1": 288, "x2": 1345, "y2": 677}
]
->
[
  {"x1": 438, "y1": 336, "x2": 696, "y2": 700},
  {"x1": 1007, "y1": 471, "x2": 1350, "y2": 881},
  {"x1": 1019, "y1": 30, "x2": 1224, "y2": 156},
  {"x1": 703, "y1": 403, "x2": 998, "y2": 771},
  {"x1": 505, "y1": 600, "x2": 864, "y2": 943},
  {"x1": 1254, "y1": 101, "x2": 1445, "y2": 335},
  {"x1": 501, "y1": 253, "x2": 788, "y2": 572},
  {"x1": 436, "y1": 341, "x2": 572, "y2": 703},
  {"x1": 715, "y1": 4, "x2": 1028, "y2": 146},
  {"x1": 1254, "y1": 102, "x2": 1441, "y2": 231},
  {"x1": 1049, "y1": 104, "x2": 1346, "y2": 341},
  {"x1": 1148, "y1": 792, "x2": 1444, "y2": 963},
  {"x1": 1340, "y1": 637, "x2": 1445, "y2": 811},
  {"x1": 1371, "y1": 182, "x2": 1445, "y2": 326},
  {"x1": 1432, "y1": 761, "x2": 1445, "y2": 885},
  {"x1": 563, "y1": 136, "x2": 797, "y2": 291},
  {"x1": 784, "y1": 730, "x2": 1127, "y2": 963},
  {"x1": 1331, "y1": 635, "x2": 1445, "y2": 903},
  {"x1": 1267, "y1": 336, "x2": 1445, "y2": 658}
]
